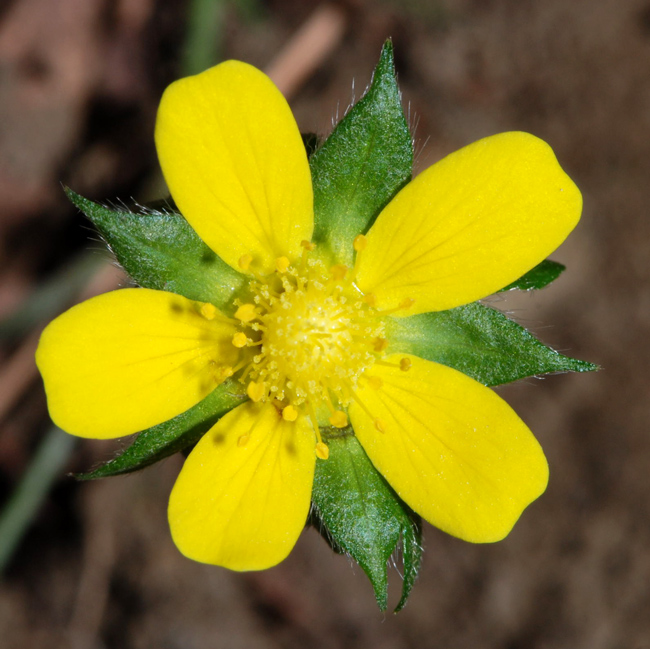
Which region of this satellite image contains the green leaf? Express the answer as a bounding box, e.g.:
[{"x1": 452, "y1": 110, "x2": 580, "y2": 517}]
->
[
  {"x1": 386, "y1": 301, "x2": 598, "y2": 386},
  {"x1": 500, "y1": 259, "x2": 565, "y2": 292},
  {"x1": 311, "y1": 432, "x2": 422, "y2": 612},
  {"x1": 77, "y1": 380, "x2": 245, "y2": 480},
  {"x1": 310, "y1": 40, "x2": 413, "y2": 266},
  {"x1": 66, "y1": 189, "x2": 246, "y2": 311}
]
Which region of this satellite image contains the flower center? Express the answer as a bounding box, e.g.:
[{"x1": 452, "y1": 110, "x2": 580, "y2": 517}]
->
[
  {"x1": 233, "y1": 238, "x2": 385, "y2": 426},
  {"x1": 214, "y1": 236, "x2": 414, "y2": 459}
]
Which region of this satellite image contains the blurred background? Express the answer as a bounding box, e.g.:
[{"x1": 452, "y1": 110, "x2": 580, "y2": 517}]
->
[{"x1": 0, "y1": 0, "x2": 647, "y2": 647}]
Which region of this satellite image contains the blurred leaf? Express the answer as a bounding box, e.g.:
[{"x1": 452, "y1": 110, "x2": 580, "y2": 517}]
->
[
  {"x1": 66, "y1": 189, "x2": 245, "y2": 311},
  {"x1": 311, "y1": 432, "x2": 422, "y2": 612},
  {"x1": 0, "y1": 252, "x2": 103, "y2": 340},
  {"x1": 500, "y1": 259, "x2": 566, "y2": 292},
  {"x1": 78, "y1": 380, "x2": 245, "y2": 480},
  {"x1": 386, "y1": 301, "x2": 598, "y2": 386},
  {"x1": 0, "y1": 427, "x2": 75, "y2": 573},
  {"x1": 310, "y1": 40, "x2": 413, "y2": 266}
]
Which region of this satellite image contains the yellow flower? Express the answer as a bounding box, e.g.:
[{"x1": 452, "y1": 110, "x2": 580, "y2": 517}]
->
[{"x1": 36, "y1": 61, "x2": 581, "y2": 571}]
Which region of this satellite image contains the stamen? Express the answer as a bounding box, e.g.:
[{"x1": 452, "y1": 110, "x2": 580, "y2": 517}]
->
[
  {"x1": 315, "y1": 442, "x2": 330, "y2": 460},
  {"x1": 219, "y1": 366, "x2": 234, "y2": 380},
  {"x1": 200, "y1": 303, "x2": 218, "y2": 320},
  {"x1": 238, "y1": 254, "x2": 253, "y2": 271},
  {"x1": 275, "y1": 256, "x2": 290, "y2": 273},
  {"x1": 399, "y1": 357, "x2": 412, "y2": 372},
  {"x1": 373, "y1": 337, "x2": 389, "y2": 353},
  {"x1": 329, "y1": 410, "x2": 348, "y2": 428},
  {"x1": 282, "y1": 405, "x2": 298, "y2": 422},
  {"x1": 247, "y1": 380, "x2": 266, "y2": 402},
  {"x1": 353, "y1": 234, "x2": 367, "y2": 252},
  {"x1": 363, "y1": 293, "x2": 377, "y2": 307},
  {"x1": 300, "y1": 239, "x2": 314, "y2": 271},
  {"x1": 232, "y1": 332, "x2": 248, "y2": 348},
  {"x1": 235, "y1": 303, "x2": 257, "y2": 322},
  {"x1": 377, "y1": 297, "x2": 416, "y2": 315},
  {"x1": 329, "y1": 264, "x2": 347, "y2": 281}
]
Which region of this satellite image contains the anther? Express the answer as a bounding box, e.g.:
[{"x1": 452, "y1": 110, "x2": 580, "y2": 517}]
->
[
  {"x1": 237, "y1": 434, "x2": 250, "y2": 447},
  {"x1": 219, "y1": 366, "x2": 234, "y2": 380},
  {"x1": 353, "y1": 234, "x2": 367, "y2": 252},
  {"x1": 238, "y1": 254, "x2": 253, "y2": 271},
  {"x1": 315, "y1": 442, "x2": 330, "y2": 460},
  {"x1": 373, "y1": 337, "x2": 389, "y2": 353},
  {"x1": 329, "y1": 410, "x2": 348, "y2": 428},
  {"x1": 329, "y1": 264, "x2": 347, "y2": 281},
  {"x1": 275, "y1": 256, "x2": 290, "y2": 273},
  {"x1": 400, "y1": 357, "x2": 412, "y2": 372},
  {"x1": 282, "y1": 405, "x2": 298, "y2": 422},
  {"x1": 374, "y1": 418, "x2": 387, "y2": 433},
  {"x1": 377, "y1": 297, "x2": 416, "y2": 315},
  {"x1": 200, "y1": 303, "x2": 218, "y2": 320},
  {"x1": 363, "y1": 293, "x2": 377, "y2": 307},
  {"x1": 301, "y1": 240, "x2": 315, "y2": 251},
  {"x1": 232, "y1": 332, "x2": 248, "y2": 348},
  {"x1": 235, "y1": 303, "x2": 257, "y2": 322},
  {"x1": 247, "y1": 380, "x2": 266, "y2": 402}
]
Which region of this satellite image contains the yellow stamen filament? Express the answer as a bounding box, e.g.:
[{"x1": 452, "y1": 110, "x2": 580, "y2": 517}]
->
[
  {"x1": 282, "y1": 405, "x2": 298, "y2": 422},
  {"x1": 235, "y1": 303, "x2": 257, "y2": 322},
  {"x1": 400, "y1": 357, "x2": 412, "y2": 372},
  {"x1": 247, "y1": 380, "x2": 266, "y2": 402},
  {"x1": 316, "y1": 442, "x2": 330, "y2": 460},
  {"x1": 329, "y1": 410, "x2": 348, "y2": 428},
  {"x1": 232, "y1": 332, "x2": 248, "y2": 348},
  {"x1": 238, "y1": 254, "x2": 253, "y2": 271},
  {"x1": 275, "y1": 256, "x2": 290, "y2": 273}
]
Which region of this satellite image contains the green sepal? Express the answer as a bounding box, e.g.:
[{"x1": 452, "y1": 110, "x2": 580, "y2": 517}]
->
[
  {"x1": 310, "y1": 432, "x2": 422, "y2": 612},
  {"x1": 386, "y1": 301, "x2": 598, "y2": 386},
  {"x1": 310, "y1": 40, "x2": 413, "y2": 266},
  {"x1": 65, "y1": 189, "x2": 246, "y2": 311},
  {"x1": 76, "y1": 380, "x2": 245, "y2": 480},
  {"x1": 500, "y1": 259, "x2": 566, "y2": 292}
]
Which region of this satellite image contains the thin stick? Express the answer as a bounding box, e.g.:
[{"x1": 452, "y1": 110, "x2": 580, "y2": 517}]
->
[{"x1": 264, "y1": 3, "x2": 347, "y2": 98}]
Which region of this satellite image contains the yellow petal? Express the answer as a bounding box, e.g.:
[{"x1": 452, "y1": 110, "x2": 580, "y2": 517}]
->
[
  {"x1": 356, "y1": 132, "x2": 582, "y2": 315},
  {"x1": 36, "y1": 289, "x2": 238, "y2": 439},
  {"x1": 155, "y1": 61, "x2": 313, "y2": 275},
  {"x1": 168, "y1": 402, "x2": 315, "y2": 570},
  {"x1": 350, "y1": 355, "x2": 548, "y2": 542}
]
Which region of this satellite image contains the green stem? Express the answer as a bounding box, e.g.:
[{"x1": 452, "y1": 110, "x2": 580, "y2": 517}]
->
[{"x1": 181, "y1": 0, "x2": 225, "y2": 76}]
